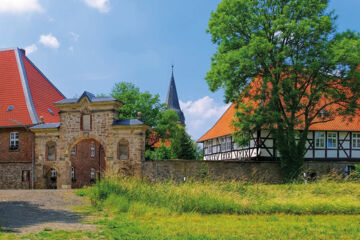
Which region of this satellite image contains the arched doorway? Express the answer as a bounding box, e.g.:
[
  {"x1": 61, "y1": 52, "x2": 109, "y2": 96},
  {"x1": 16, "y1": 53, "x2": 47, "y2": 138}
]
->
[
  {"x1": 45, "y1": 168, "x2": 57, "y2": 189},
  {"x1": 70, "y1": 139, "x2": 106, "y2": 188}
]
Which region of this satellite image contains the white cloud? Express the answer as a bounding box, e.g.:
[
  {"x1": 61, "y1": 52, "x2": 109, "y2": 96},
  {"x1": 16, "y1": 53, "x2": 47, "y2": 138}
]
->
[
  {"x1": 69, "y1": 32, "x2": 80, "y2": 42},
  {"x1": 82, "y1": 0, "x2": 110, "y2": 13},
  {"x1": 39, "y1": 34, "x2": 60, "y2": 49},
  {"x1": 24, "y1": 44, "x2": 38, "y2": 55},
  {"x1": 180, "y1": 96, "x2": 231, "y2": 140},
  {"x1": 0, "y1": 0, "x2": 44, "y2": 14}
]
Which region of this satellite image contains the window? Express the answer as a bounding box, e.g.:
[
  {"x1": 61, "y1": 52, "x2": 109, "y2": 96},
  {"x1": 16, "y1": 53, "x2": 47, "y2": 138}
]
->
[
  {"x1": 207, "y1": 140, "x2": 212, "y2": 154},
  {"x1": 233, "y1": 143, "x2": 241, "y2": 150},
  {"x1": 352, "y1": 133, "x2": 360, "y2": 149},
  {"x1": 9, "y1": 132, "x2": 19, "y2": 150},
  {"x1": 315, "y1": 132, "x2": 325, "y2": 148},
  {"x1": 46, "y1": 142, "x2": 56, "y2": 161},
  {"x1": 226, "y1": 137, "x2": 232, "y2": 151},
  {"x1": 220, "y1": 138, "x2": 226, "y2": 152},
  {"x1": 119, "y1": 141, "x2": 129, "y2": 160},
  {"x1": 71, "y1": 167, "x2": 75, "y2": 181},
  {"x1": 50, "y1": 169, "x2": 57, "y2": 180},
  {"x1": 82, "y1": 114, "x2": 91, "y2": 131},
  {"x1": 90, "y1": 168, "x2": 96, "y2": 181},
  {"x1": 90, "y1": 142, "x2": 95, "y2": 158},
  {"x1": 22, "y1": 170, "x2": 30, "y2": 182},
  {"x1": 71, "y1": 145, "x2": 77, "y2": 155},
  {"x1": 212, "y1": 139, "x2": 219, "y2": 153},
  {"x1": 327, "y1": 132, "x2": 337, "y2": 149}
]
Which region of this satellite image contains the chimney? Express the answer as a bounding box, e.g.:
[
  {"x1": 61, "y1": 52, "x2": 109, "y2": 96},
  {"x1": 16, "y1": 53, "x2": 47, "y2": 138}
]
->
[
  {"x1": 39, "y1": 116, "x2": 44, "y2": 123},
  {"x1": 19, "y1": 48, "x2": 25, "y2": 56},
  {"x1": 137, "y1": 112, "x2": 142, "y2": 120}
]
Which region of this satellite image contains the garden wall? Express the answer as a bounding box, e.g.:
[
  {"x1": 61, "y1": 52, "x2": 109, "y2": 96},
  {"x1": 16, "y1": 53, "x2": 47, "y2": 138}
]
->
[
  {"x1": 142, "y1": 160, "x2": 283, "y2": 183},
  {"x1": 142, "y1": 160, "x2": 360, "y2": 184}
]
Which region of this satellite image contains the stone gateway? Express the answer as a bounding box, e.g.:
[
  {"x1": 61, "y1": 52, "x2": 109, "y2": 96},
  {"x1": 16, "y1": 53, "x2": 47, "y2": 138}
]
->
[
  {"x1": 31, "y1": 92, "x2": 148, "y2": 189},
  {"x1": 0, "y1": 48, "x2": 147, "y2": 189}
]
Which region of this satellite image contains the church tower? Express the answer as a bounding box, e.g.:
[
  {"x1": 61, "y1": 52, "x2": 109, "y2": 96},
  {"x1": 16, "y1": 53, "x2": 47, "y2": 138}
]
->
[{"x1": 166, "y1": 65, "x2": 185, "y2": 125}]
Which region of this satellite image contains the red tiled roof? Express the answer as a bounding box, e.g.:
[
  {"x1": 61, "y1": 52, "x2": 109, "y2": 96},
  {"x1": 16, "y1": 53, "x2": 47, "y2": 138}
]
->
[
  {"x1": 198, "y1": 78, "x2": 360, "y2": 142},
  {"x1": 197, "y1": 104, "x2": 237, "y2": 142},
  {"x1": 0, "y1": 48, "x2": 64, "y2": 127}
]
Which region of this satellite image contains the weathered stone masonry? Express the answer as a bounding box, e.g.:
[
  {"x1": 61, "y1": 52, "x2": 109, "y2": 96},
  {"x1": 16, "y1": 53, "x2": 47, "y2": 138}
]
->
[{"x1": 31, "y1": 93, "x2": 148, "y2": 189}]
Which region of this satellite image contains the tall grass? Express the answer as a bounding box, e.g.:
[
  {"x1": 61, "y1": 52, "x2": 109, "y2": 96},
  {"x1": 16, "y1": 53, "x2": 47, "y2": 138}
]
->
[{"x1": 83, "y1": 177, "x2": 360, "y2": 215}]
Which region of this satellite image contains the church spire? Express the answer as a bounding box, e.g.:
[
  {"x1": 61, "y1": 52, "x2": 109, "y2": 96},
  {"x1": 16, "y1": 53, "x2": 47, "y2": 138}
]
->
[{"x1": 166, "y1": 65, "x2": 185, "y2": 125}]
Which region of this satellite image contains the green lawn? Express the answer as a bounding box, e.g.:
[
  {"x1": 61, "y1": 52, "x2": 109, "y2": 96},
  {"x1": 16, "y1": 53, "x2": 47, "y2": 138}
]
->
[{"x1": 1, "y1": 178, "x2": 360, "y2": 239}]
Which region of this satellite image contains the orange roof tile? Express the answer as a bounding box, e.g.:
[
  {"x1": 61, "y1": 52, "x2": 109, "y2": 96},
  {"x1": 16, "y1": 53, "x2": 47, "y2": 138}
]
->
[
  {"x1": 197, "y1": 103, "x2": 237, "y2": 142},
  {"x1": 0, "y1": 48, "x2": 64, "y2": 127},
  {"x1": 198, "y1": 76, "x2": 360, "y2": 142}
]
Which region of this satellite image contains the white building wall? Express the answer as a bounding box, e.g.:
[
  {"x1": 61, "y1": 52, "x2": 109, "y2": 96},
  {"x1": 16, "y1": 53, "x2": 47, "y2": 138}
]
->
[{"x1": 203, "y1": 130, "x2": 360, "y2": 161}]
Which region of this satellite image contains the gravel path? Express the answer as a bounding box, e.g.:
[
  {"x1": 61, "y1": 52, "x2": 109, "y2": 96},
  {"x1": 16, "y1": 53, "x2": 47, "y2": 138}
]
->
[{"x1": 0, "y1": 190, "x2": 96, "y2": 234}]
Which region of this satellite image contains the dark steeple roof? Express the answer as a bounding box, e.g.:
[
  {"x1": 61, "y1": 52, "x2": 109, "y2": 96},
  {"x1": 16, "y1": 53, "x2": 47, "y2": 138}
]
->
[{"x1": 166, "y1": 65, "x2": 185, "y2": 125}]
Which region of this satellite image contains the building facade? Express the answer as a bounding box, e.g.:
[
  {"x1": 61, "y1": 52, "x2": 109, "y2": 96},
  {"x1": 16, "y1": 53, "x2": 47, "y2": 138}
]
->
[
  {"x1": 198, "y1": 103, "x2": 360, "y2": 176},
  {"x1": 0, "y1": 48, "x2": 147, "y2": 189}
]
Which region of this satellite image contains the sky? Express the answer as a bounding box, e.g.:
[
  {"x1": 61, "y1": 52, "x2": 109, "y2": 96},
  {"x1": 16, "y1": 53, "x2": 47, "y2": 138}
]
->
[{"x1": 0, "y1": 0, "x2": 358, "y2": 140}]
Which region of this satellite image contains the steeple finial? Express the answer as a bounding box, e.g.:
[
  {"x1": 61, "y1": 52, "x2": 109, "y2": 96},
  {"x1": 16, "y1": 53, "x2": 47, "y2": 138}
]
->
[{"x1": 166, "y1": 65, "x2": 185, "y2": 125}]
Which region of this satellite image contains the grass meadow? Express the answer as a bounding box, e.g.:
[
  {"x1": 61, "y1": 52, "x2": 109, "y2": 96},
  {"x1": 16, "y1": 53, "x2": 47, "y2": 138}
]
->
[{"x1": 1, "y1": 176, "x2": 360, "y2": 239}]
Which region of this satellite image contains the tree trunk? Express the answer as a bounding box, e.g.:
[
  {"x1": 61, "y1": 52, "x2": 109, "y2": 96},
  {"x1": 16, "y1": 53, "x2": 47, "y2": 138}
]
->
[{"x1": 275, "y1": 127, "x2": 306, "y2": 182}]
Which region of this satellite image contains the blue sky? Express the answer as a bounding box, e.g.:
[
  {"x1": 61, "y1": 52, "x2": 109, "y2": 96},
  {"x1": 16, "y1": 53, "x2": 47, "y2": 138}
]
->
[{"x1": 0, "y1": 0, "x2": 358, "y2": 140}]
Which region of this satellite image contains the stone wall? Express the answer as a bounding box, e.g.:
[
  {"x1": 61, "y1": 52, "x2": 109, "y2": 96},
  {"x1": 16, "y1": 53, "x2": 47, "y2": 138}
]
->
[
  {"x1": 304, "y1": 161, "x2": 360, "y2": 176},
  {"x1": 142, "y1": 160, "x2": 360, "y2": 183},
  {"x1": 142, "y1": 160, "x2": 283, "y2": 183},
  {"x1": 0, "y1": 163, "x2": 32, "y2": 189},
  {"x1": 31, "y1": 97, "x2": 147, "y2": 189}
]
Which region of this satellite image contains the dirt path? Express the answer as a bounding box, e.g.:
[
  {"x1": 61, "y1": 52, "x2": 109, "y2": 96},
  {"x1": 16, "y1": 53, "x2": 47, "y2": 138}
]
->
[{"x1": 0, "y1": 190, "x2": 96, "y2": 234}]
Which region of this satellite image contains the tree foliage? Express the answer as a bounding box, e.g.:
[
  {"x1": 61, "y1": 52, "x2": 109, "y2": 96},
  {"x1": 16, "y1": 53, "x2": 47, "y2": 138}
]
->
[
  {"x1": 207, "y1": 0, "x2": 360, "y2": 181},
  {"x1": 111, "y1": 82, "x2": 166, "y2": 127},
  {"x1": 171, "y1": 127, "x2": 198, "y2": 160}
]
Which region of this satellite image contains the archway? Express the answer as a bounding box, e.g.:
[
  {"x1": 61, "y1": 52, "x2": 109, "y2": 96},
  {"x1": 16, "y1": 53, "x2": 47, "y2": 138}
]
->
[
  {"x1": 45, "y1": 168, "x2": 57, "y2": 189},
  {"x1": 70, "y1": 139, "x2": 106, "y2": 188}
]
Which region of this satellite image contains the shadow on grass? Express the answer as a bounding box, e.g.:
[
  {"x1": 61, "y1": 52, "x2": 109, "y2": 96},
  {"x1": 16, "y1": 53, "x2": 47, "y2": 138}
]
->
[{"x1": 0, "y1": 201, "x2": 82, "y2": 233}]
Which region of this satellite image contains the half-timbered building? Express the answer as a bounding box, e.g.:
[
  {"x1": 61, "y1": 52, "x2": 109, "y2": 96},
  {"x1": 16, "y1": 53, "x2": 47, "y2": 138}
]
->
[{"x1": 198, "y1": 103, "x2": 360, "y2": 167}]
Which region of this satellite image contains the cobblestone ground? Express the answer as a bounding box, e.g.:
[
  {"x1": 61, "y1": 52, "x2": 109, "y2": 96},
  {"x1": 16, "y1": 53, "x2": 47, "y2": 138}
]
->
[{"x1": 0, "y1": 190, "x2": 96, "y2": 234}]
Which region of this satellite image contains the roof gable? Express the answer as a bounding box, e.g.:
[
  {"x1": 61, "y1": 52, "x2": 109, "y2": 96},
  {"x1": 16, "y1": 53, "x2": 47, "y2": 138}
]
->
[
  {"x1": 0, "y1": 48, "x2": 65, "y2": 127},
  {"x1": 197, "y1": 103, "x2": 236, "y2": 142}
]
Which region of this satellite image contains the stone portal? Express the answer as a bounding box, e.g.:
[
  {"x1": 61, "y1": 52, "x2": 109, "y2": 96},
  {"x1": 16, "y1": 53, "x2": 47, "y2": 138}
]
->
[{"x1": 31, "y1": 92, "x2": 148, "y2": 189}]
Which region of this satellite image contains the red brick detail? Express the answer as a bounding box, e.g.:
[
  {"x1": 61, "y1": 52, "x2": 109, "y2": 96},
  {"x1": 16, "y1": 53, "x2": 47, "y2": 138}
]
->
[
  {"x1": 0, "y1": 128, "x2": 34, "y2": 163},
  {"x1": 70, "y1": 139, "x2": 105, "y2": 188}
]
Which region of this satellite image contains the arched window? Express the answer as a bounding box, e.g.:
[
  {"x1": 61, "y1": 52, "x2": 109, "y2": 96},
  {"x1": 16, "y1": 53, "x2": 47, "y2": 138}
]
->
[
  {"x1": 50, "y1": 168, "x2": 57, "y2": 180},
  {"x1": 46, "y1": 142, "x2": 56, "y2": 161},
  {"x1": 118, "y1": 141, "x2": 129, "y2": 160}
]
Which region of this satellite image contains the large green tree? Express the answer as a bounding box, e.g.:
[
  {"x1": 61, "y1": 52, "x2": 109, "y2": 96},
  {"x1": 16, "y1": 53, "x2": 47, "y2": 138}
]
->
[
  {"x1": 171, "y1": 126, "x2": 198, "y2": 160},
  {"x1": 111, "y1": 82, "x2": 181, "y2": 152},
  {"x1": 207, "y1": 0, "x2": 360, "y2": 181},
  {"x1": 111, "y1": 82, "x2": 166, "y2": 127}
]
